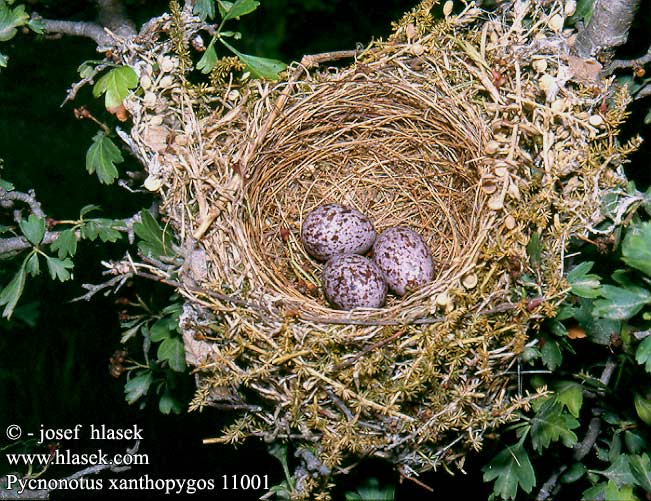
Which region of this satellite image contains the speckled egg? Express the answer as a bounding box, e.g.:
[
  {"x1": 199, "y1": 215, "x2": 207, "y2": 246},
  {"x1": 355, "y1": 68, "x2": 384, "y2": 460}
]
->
[
  {"x1": 323, "y1": 254, "x2": 387, "y2": 310},
  {"x1": 372, "y1": 226, "x2": 434, "y2": 296},
  {"x1": 300, "y1": 204, "x2": 376, "y2": 261}
]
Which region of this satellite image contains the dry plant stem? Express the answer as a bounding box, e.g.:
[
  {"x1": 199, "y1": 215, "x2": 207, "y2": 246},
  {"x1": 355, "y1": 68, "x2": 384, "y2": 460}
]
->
[
  {"x1": 537, "y1": 358, "x2": 617, "y2": 500},
  {"x1": 574, "y1": 0, "x2": 641, "y2": 61},
  {"x1": 609, "y1": 44, "x2": 651, "y2": 72},
  {"x1": 39, "y1": 19, "x2": 113, "y2": 46}
]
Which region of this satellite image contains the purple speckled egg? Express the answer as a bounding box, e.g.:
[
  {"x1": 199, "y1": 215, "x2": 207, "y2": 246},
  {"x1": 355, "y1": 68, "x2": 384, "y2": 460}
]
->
[
  {"x1": 323, "y1": 254, "x2": 387, "y2": 310},
  {"x1": 300, "y1": 203, "x2": 376, "y2": 261},
  {"x1": 372, "y1": 226, "x2": 434, "y2": 296}
]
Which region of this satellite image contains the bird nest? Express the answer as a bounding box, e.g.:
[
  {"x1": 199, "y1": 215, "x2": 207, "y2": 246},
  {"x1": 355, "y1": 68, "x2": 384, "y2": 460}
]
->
[{"x1": 119, "y1": 0, "x2": 639, "y2": 496}]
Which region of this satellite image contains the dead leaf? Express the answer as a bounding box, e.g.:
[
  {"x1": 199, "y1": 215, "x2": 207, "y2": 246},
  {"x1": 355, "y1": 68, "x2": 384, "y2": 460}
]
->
[
  {"x1": 107, "y1": 103, "x2": 129, "y2": 122},
  {"x1": 568, "y1": 325, "x2": 587, "y2": 339},
  {"x1": 564, "y1": 55, "x2": 602, "y2": 84}
]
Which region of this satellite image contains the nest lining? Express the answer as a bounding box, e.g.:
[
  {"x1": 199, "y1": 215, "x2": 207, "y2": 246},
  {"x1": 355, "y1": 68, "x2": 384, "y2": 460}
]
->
[{"x1": 245, "y1": 75, "x2": 490, "y2": 315}]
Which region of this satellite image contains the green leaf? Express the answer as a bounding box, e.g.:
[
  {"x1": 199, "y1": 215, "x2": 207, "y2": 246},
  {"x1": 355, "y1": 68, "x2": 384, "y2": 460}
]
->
[
  {"x1": 44, "y1": 256, "x2": 74, "y2": 282},
  {"x1": 149, "y1": 318, "x2": 173, "y2": 342},
  {"x1": 0, "y1": 52, "x2": 7, "y2": 68},
  {"x1": 193, "y1": 0, "x2": 215, "y2": 20},
  {"x1": 196, "y1": 41, "x2": 218, "y2": 74},
  {"x1": 604, "y1": 480, "x2": 639, "y2": 501},
  {"x1": 622, "y1": 222, "x2": 651, "y2": 277},
  {"x1": 133, "y1": 210, "x2": 174, "y2": 258},
  {"x1": 593, "y1": 284, "x2": 651, "y2": 320},
  {"x1": 92, "y1": 65, "x2": 138, "y2": 109},
  {"x1": 583, "y1": 482, "x2": 606, "y2": 500},
  {"x1": 19, "y1": 214, "x2": 45, "y2": 246},
  {"x1": 50, "y1": 229, "x2": 77, "y2": 259},
  {"x1": 81, "y1": 218, "x2": 123, "y2": 242},
  {"x1": 27, "y1": 16, "x2": 44, "y2": 34},
  {"x1": 573, "y1": 0, "x2": 595, "y2": 24},
  {"x1": 526, "y1": 233, "x2": 542, "y2": 268},
  {"x1": 482, "y1": 440, "x2": 535, "y2": 500},
  {"x1": 124, "y1": 371, "x2": 153, "y2": 404},
  {"x1": 555, "y1": 381, "x2": 583, "y2": 418},
  {"x1": 86, "y1": 132, "x2": 123, "y2": 185},
  {"x1": 0, "y1": 177, "x2": 13, "y2": 191},
  {"x1": 157, "y1": 337, "x2": 186, "y2": 372},
  {"x1": 635, "y1": 336, "x2": 651, "y2": 373},
  {"x1": 12, "y1": 302, "x2": 40, "y2": 327},
  {"x1": 345, "y1": 478, "x2": 395, "y2": 500},
  {"x1": 624, "y1": 431, "x2": 646, "y2": 454},
  {"x1": 80, "y1": 204, "x2": 101, "y2": 218},
  {"x1": 158, "y1": 387, "x2": 182, "y2": 415},
  {"x1": 600, "y1": 455, "x2": 636, "y2": 488},
  {"x1": 560, "y1": 463, "x2": 587, "y2": 484},
  {"x1": 25, "y1": 253, "x2": 39, "y2": 277},
  {"x1": 220, "y1": 39, "x2": 286, "y2": 80},
  {"x1": 530, "y1": 397, "x2": 579, "y2": 453},
  {"x1": 0, "y1": 264, "x2": 26, "y2": 319},
  {"x1": 221, "y1": 0, "x2": 259, "y2": 21},
  {"x1": 120, "y1": 321, "x2": 144, "y2": 344},
  {"x1": 0, "y1": 3, "x2": 28, "y2": 42},
  {"x1": 567, "y1": 261, "x2": 601, "y2": 298},
  {"x1": 630, "y1": 454, "x2": 651, "y2": 492},
  {"x1": 635, "y1": 393, "x2": 651, "y2": 425},
  {"x1": 541, "y1": 337, "x2": 562, "y2": 370},
  {"x1": 217, "y1": 1, "x2": 234, "y2": 18}
]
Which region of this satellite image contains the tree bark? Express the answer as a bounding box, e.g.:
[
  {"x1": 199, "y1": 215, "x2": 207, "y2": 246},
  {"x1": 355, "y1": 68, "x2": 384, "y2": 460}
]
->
[{"x1": 574, "y1": 0, "x2": 641, "y2": 61}]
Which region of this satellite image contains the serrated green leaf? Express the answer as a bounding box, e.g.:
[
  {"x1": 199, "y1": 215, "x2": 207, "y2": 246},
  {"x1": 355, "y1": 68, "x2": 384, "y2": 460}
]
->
[
  {"x1": 19, "y1": 214, "x2": 45, "y2": 246},
  {"x1": 624, "y1": 431, "x2": 646, "y2": 454},
  {"x1": 157, "y1": 337, "x2": 186, "y2": 372},
  {"x1": 80, "y1": 204, "x2": 101, "y2": 218},
  {"x1": 593, "y1": 284, "x2": 651, "y2": 320},
  {"x1": 217, "y1": 0, "x2": 234, "y2": 18},
  {"x1": 196, "y1": 41, "x2": 217, "y2": 74},
  {"x1": 541, "y1": 337, "x2": 562, "y2": 370},
  {"x1": 0, "y1": 178, "x2": 13, "y2": 191},
  {"x1": 193, "y1": 0, "x2": 215, "y2": 20},
  {"x1": 50, "y1": 229, "x2": 77, "y2": 259},
  {"x1": 133, "y1": 210, "x2": 174, "y2": 258},
  {"x1": 44, "y1": 256, "x2": 73, "y2": 282},
  {"x1": 0, "y1": 264, "x2": 26, "y2": 319},
  {"x1": 630, "y1": 454, "x2": 651, "y2": 492},
  {"x1": 526, "y1": 233, "x2": 542, "y2": 268},
  {"x1": 27, "y1": 17, "x2": 44, "y2": 34},
  {"x1": 345, "y1": 478, "x2": 395, "y2": 501},
  {"x1": 150, "y1": 318, "x2": 173, "y2": 342},
  {"x1": 124, "y1": 371, "x2": 153, "y2": 404},
  {"x1": 560, "y1": 463, "x2": 587, "y2": 484},
  {"x1": 530, "y1": 397, "x2": 579, "y2": 453},
  {"x1": 0, "y1": 3, "x2": 28, "y2": 42},
  {"x1": 158, "y1": 387, "x2": 181, "y2": 415},
  {"x1": 622, "y1": 222, "x2": 651, "y2": 277},
  {"x1": 635, "y1": 336, "x2": 651, "y2": 373},
  {"x1": 573, "y1": 0, "x2": 595, "y2": 24},
  {"x1": 86, "y1": 132, "x2": 123, "y2": 185},
  {"x1": 220, "y1": 39, "x2": 286, "y2": 80},
  {"x1": 120, "y1": 321, "x2": 144, "y2": 344},
  {"x1": 482, "y1": 441, "x2": 535, "y2": 500},
  {"x1": 568, "y1": 261, "x2": 601, "y2": 298},
  {"x1": 78, "y1": 61, "x2": 94, "y2": 79},
  {"x1": 222, "y1": 0, "x2": 259, "y2": 21},
  {"x1": 25, "y1": 253, "x2": 39, "y2": 277},
  {"x1": 92, "y1": 65, "x2": 138, "y2": 109},
  {"x1": 604, "y1": 480, "x2": 638, "y2": 501},
  {"x1": 555, "y1": 381, "x2": 583, "y2": 418},
  {"x1": 601, "y1": 455, "x2": 636, "y2": 487},
  {"x1": 635, "y1": 393, "x2": 651, "y2": 425}
]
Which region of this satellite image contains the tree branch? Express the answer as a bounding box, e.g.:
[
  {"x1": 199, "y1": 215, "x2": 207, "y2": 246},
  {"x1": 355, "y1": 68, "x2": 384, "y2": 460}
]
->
[
  {"x1": 574, "y1": 0, "x2": 641, "y2": 62},
  {"x1": 0, "y1": 187, "x2": 45, "y2": 218},
  {"x1": 96, "y1": 0, "x2": 136, "y2": 38},
  {"x1": 39, "y1": 19, "x2": 113, "y2": 46},
  {"x1": 0, "y1": 233, "x2": 59, "y2": 255}
]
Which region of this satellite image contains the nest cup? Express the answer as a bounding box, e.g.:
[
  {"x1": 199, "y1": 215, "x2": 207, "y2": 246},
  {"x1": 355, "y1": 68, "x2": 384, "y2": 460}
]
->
[{"x1": 246, "y1": 75, "x2": 490, "y2": 313}]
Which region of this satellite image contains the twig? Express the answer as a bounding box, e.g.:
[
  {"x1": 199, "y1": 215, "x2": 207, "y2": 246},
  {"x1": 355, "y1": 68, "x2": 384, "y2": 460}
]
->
[
  {"x1": 608, "y1": 44, "x2": 651, "y2": 72},
  {"x1": 535, "y1": 465, "x2": 568, "y2": 501},
  {"x1": 535, "y1": 358, "x2": 617, "y2": 500},
  {"x1": 0, "y1": 187, "x2": 45, "y2": 218},
  {"x1": 0, "y1": 233, "x2": 59, "y2": 255},
  {"x1": 38, "y1": 18, "x2": 112, "y2": 46}
]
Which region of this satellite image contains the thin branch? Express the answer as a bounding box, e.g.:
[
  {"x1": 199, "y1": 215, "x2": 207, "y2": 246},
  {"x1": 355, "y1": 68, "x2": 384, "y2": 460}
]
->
[
  {"x1": 0, "y1": 187, "x2": 45, "y2": 218},
  {"x1": 39, "y1": 18, "x2": 112, "y2": 46},
  {"x1": 96, "y1": 0, "x2": 136, "y2": 38},
  {"x1": 536, "y1": 465, "x2": 568, "y2": 501},
  {"x1": 573, "y1": 0, "x2": 641, "y2": 62},
  {"x1": 608, "y1": 44, "x2": 651, "y2": 72},
  {"x1": 0, "y1": 233, "x2": 59, "y2": 255}
]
